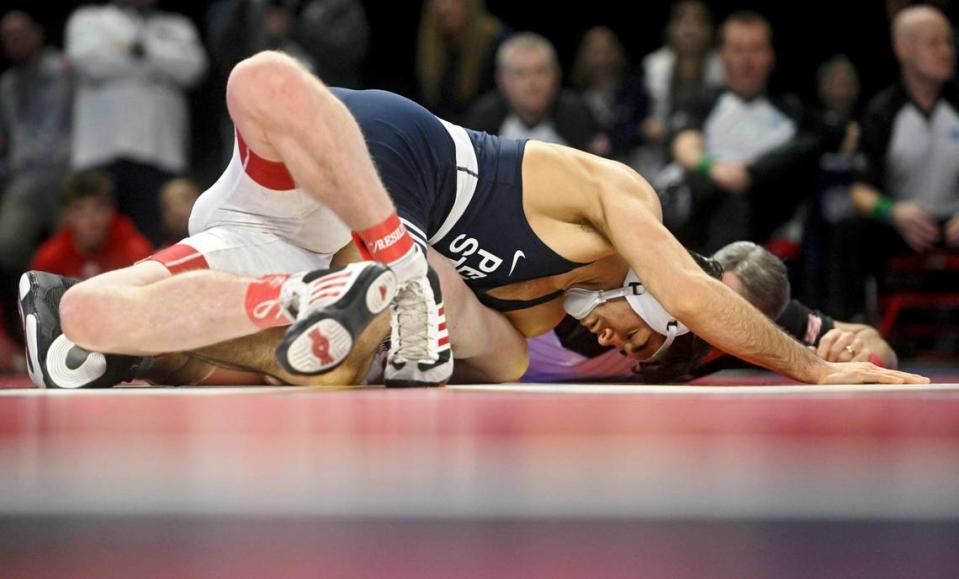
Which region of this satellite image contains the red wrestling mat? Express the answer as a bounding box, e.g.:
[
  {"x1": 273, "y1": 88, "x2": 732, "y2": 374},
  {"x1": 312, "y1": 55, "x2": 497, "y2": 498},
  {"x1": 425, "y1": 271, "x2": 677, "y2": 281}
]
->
[
  {"x1": 1, "y1": 380, "x2": 959, "y2": 578},
  {"x1": 0, "y1": 374, "x2": 30, "y2": 388}
]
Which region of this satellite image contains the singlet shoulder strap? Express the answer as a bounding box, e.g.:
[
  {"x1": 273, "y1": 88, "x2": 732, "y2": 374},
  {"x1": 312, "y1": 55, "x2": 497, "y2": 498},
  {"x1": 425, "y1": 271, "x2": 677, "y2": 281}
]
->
[{"x1": 475, "y1": 289, "x2": 565, "y2": 312}]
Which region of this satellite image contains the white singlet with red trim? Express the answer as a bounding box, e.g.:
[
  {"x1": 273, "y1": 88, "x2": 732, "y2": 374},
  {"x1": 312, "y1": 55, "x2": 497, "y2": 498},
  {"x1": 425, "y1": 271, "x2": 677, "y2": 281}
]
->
[
  {"x1": 190, "y1": 133, "x2": 352, "y2": 253},
  {"x1": 170, "y1": 132, "x2": 352, "y2": 276}
]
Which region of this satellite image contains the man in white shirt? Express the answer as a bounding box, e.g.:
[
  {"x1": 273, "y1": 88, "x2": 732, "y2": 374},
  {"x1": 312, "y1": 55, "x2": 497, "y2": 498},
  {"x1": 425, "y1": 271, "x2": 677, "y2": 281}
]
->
[
  {"x1": 65, "y1": 0, "x2": 207, "y2": 245},
  {"x1": 666, "y1": 11, "x2": 839, "y2": 253}
]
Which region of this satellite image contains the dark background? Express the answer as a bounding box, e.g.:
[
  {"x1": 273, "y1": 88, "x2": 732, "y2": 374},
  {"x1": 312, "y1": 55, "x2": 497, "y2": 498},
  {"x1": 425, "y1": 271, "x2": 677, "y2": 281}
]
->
[
  {"x1": 0, "y1": 0, "x2": 910, "y2": 102},
  {"x1": 2, "y1": 0, "x2": 948, "y2": 184}
]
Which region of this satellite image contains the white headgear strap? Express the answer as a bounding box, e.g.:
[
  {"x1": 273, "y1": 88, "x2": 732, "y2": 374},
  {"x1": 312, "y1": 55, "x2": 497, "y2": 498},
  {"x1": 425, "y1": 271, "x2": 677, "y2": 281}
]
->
[{"x1": 563, "y1": 270, "x2": 690, "y2": 361}]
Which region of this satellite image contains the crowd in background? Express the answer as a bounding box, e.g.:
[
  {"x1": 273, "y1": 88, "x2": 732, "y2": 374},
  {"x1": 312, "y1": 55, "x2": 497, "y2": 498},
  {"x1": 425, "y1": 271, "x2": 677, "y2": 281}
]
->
[{"x1": 0, "y1": 0, "x2": 957, "y2": 371}]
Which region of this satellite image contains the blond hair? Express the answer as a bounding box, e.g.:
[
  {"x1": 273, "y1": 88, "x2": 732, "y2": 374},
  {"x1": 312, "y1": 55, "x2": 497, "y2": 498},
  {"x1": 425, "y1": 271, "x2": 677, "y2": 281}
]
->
[
  {"x1": 570, "y1": 26, "x2": 627, "y2": 90},
  {"x1": 417, "y1": 0, "x2": 504, "y2": 108}
]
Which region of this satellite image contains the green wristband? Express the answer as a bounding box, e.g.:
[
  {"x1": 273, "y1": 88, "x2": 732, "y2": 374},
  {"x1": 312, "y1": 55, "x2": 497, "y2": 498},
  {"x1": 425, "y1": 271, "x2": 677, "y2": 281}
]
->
[
  {"x1": 871, "y1": 196, "x2": 894, "y2": 223},
  {"x1": 695, "y1": 155, "x2": 715, "y2": 175}
]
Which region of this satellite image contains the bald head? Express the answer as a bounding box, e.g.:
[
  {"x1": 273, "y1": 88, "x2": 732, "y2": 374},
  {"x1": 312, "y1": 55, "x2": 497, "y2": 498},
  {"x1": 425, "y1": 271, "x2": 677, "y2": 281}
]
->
[
  {"x1": 892, "y1": 6, "x2": 954, "y2": 82},
  {"x1": 894, "y1": 6, "x2": 949, "y2": 43}
]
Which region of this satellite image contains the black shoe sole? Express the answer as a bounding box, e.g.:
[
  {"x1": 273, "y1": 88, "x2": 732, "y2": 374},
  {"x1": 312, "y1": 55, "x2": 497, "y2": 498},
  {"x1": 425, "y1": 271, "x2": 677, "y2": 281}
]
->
[{"x1": 276, "y1": 264, "x2": 397, "y2": 376}]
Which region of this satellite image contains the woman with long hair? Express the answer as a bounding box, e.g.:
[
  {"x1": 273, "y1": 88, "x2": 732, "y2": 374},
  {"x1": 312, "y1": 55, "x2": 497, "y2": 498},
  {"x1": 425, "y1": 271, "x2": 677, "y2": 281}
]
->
[{"x1": 417, "y1": 0, "x2": 508, "y2": 123}]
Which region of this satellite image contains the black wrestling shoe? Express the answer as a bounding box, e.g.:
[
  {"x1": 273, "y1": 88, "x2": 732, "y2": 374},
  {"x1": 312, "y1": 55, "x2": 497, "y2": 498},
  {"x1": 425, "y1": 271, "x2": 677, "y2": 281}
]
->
[
  {"x1": 275, "y1": 261, "x2": 397, "y2": 376},
  {"x1": 18, "y1": 271, "x2": 143, "y2": 389}
]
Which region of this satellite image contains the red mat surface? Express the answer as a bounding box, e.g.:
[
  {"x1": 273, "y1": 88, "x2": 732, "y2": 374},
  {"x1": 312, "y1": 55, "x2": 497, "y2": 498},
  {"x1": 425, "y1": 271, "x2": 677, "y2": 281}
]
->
[{"x1": 1, "y1": 378, "x2": 959, "y2": 577}]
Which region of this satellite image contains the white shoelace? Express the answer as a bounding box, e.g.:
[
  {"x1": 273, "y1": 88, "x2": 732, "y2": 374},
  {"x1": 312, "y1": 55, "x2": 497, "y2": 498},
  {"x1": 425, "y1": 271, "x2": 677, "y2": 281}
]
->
[{"x1": 392, "y1": 278, "x2": 432, "y2": 362}]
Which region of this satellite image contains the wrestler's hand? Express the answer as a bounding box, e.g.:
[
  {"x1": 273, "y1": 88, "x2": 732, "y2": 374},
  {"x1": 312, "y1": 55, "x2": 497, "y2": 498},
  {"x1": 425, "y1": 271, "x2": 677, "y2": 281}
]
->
[
  {"x1": 709, "y1": 161, "x2": 751, "y2": 194},
  {"x1": 813, "y1": 328, "x2": 867, "y2": 362},
  {"x1": 944, "y1": 213, "x2": 959, "y2": 247},
  {"x1": 892, "y1": 201, "x2": 940, "y2": 252},
  {"x1": 816, "y1": 361, "x2": 929, "y2": 385}
]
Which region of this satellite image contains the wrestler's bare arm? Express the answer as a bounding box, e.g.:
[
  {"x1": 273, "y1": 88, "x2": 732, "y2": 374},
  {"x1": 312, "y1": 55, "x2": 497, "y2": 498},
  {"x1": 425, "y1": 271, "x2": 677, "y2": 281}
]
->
[{"x1": 591, "y1": 175, "x2": 927, "y2": 385}]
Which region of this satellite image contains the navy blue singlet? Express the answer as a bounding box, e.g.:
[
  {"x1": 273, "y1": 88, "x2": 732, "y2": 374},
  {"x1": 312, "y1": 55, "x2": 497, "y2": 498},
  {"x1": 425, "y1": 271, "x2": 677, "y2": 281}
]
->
[{"x1": 331, "y1": 88, "x2": 586, "y2": 311}]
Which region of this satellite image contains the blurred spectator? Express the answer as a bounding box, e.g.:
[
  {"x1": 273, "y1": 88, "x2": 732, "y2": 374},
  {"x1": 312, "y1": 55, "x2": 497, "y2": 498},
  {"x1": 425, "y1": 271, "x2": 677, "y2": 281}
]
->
[
  {"x1": 0, "y1": 10, "x2": 72, "y2": 347},
  {"x1": 208, "y1": 0, "x2": 367, "y2": 82},
  {"x1": 206, "y1": 0, "x2": 367, "y2": 165},
  {"x1": 206, "y1": 0, "x2": 314, "y2": 169},
  {"x1": 158, "y1": 176, "x2": 199, "y2": 246},
  {"x1": 663, "y1": 11, "x2": 840, "y2": 254},
  {"x1": 65, "y1": 0, "x2": 207, "y2": 246},
  {"x1": 634, "y1": 0, "x2": 723, "y2": 175},
  {"x1": 465, "y1": 32, "x2": 604, "y2": 154},
  {"x1": 263, "y1": 0, "x2": 315, "y2": 70},
  {"x1": 295, "y1": 0, "x2": 369, "y2": 87},
  {"x1": 818, "y1": 54, "x2": 862, "y2": 122},
  {"x1": 31, "y1": 170, "x2": 154, "y2": 280},
  {"x1": 803, "y1": 55, "x2": 868, "y2": 319},
  {"x1": 570, "y1": 26, "x2": 647, "y2": 158},
  {"x1": 887, "y1": 0, "x2": 959, "y2": 23},
  {"x1": 852, "y1": 6, "x2": 959, "y2": 261},
  {"x1": 417, "y1": 0, "x2": 507, "y2": 123}
]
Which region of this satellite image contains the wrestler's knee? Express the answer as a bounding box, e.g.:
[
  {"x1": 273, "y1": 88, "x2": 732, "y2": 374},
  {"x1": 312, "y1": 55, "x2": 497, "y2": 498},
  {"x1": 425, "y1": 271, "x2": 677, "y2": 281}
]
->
[
  {"x1": 59, "y1": 282, "x2": 114, "y2": 351},
  {"x1": 492, "y1": 342, "x2": 530, "y2": 383},
  {"x1": 60, "y1": 262, "x2": 167, "y2": 351},
  {"x1": 226, "y1": 50, "x2": 326, "y2": 123}
]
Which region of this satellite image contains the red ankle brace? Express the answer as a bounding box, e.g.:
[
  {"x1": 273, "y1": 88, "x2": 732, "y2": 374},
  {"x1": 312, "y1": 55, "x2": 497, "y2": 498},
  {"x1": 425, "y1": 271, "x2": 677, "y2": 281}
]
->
[{"x1": 245, "y1": 274, "x2": 293, "y2": 329}]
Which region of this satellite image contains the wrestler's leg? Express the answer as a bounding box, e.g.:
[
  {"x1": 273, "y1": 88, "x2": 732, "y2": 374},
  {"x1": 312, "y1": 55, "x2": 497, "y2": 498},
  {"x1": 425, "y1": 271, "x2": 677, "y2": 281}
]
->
[
  {"x1": 62, "y1": 51, "x2": 427, "y2": 358},
  {"x1": 226, "y1": 51, "x2": 399, "y2": 241},
  {"x1": 59, "y1": 216, "x2": 376, "y2": 359},
  {"x1": 60, "y1": 260, "x2": 280, "y2": 355},
  {"x1": 143, "y1": 311, "x2": 388, "y2": 386},
  {"x1": 142, "y1": 250, "x2": 525, "y2": 386},
  {"x1": 190, "y1": 312, "x2": 388, "y2": 385},
  {"x1": 141, "y1": 244, "x2": 380, "y2": 387},
  {"x1": 139, "y1": 353, "x2": 218, "y2": 386},
  {"x1": 426, "y1": 249, "x2": 529, "y2": 383},
  {"x1": 227, "y1": 51, "x2": 449, "y2": 385}
]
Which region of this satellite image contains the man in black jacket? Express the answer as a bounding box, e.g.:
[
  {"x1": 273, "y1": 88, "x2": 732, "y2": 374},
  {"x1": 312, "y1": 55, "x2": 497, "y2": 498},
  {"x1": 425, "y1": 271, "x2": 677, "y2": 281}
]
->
[
  {"x1": 851, "y1": 5, "x2": 959, "y2": 259},
  {"x1": 464, "y1": 32, "x2": 605, "y2": 155}
]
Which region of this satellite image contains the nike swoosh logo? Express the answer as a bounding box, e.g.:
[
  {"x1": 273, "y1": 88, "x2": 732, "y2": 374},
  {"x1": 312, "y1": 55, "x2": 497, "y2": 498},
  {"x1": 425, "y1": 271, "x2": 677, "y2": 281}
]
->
[{"x1": 508, "y1": 250, "x2": 526, "y2": 277}]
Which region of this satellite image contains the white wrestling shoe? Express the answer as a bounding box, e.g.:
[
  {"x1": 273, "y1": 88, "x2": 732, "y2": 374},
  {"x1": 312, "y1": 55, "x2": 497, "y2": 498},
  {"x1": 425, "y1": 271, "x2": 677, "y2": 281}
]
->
[
  {"x1": 384, "y1": 261, "x2": 453, "y2": 388},
  {"x1": 276, "y1": 262, "x2": 398, "y2": 376}
]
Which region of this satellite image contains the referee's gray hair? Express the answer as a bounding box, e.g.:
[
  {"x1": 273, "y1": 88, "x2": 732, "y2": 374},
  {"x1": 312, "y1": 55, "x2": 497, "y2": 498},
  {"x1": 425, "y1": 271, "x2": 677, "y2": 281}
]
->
[
  {"x1": 713, "y1": 241, "x2": 790, "y2": 319},
  {"x1": 496, "y1": 32, "x2": 559, "y2": 71}
]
